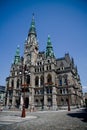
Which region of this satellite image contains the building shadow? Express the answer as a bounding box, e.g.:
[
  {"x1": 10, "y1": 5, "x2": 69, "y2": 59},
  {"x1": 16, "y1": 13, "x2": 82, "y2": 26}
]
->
[{"x1": 67, "y1": 108, "x2": 87, "y2": 123}]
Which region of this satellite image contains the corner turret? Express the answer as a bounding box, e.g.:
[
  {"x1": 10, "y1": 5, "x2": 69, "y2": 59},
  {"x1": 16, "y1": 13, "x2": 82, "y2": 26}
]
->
[
  {"x1": 14, "y1": 45, "x2": 20, "y2": 64},
  {"x1": 46, "y1": 35, "x2": 54, "y2": 58}
]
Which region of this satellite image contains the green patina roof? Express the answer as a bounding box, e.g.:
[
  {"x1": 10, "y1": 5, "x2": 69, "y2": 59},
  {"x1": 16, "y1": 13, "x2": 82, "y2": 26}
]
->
[
  {"x1": 14, "y1": 45, "x2": 20, "y2": 64},
  {"x1": 46, "y1": 35, "x2": 54, "y2": 58},
  {"x1": 28, "y1": 13, "x2": 37, "y2": 36}
]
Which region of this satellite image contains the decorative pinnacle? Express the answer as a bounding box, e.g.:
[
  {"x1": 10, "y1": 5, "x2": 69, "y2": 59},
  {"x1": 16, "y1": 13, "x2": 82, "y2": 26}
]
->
[
  {"x1": 48, "y1": 35, "x2": 51, "y2": 43},
  {"x1": 46, "y1": 35, "x2": 54, "y2": 58},
  {"x1": 14, "y1": 45, "x2": 20, "y2": 64}
]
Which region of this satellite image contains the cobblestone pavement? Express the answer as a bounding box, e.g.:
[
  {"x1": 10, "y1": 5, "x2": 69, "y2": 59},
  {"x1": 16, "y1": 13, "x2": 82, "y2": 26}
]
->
[{"x1": 0, "y1": 108, "x2": 87, "y2": 130}]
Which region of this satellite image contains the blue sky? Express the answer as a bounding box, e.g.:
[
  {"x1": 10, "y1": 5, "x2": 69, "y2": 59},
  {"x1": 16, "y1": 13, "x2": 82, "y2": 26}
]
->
[{"x1": 0, "y1": 0, "x2": 87, "y2": 92}]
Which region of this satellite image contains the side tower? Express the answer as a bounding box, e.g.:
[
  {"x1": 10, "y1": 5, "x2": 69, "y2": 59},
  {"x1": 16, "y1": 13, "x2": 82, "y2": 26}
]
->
[
  {"x1": 43, "y1": 36, "x2": 57, "y2": 110},
  {"x1": 5, "y1": 46, "x2": 21, "y2": 109},
  {"x1": 5, "y1": 14, "x2": 39, "y2": 110}
]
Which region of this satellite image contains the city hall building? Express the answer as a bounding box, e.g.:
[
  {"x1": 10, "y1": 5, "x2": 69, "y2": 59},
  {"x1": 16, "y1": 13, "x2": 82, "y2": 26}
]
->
[{"x1": 5, "y1": 15, "x2": 83, "y2": 111}]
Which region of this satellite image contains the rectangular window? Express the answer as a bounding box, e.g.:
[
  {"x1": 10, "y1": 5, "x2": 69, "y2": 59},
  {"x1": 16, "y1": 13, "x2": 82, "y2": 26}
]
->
[
  {"x1": 59, "y1": 79, "x2": 62, "y2": 86},
  {"x1": 64, "y1": 78, "x2": 67, "y2": 85}
]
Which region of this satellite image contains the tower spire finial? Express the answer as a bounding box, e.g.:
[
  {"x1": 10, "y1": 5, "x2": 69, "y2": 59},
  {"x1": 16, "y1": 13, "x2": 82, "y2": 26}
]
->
[{"x1": 28, "y1": 13, "x2": 37, "y2": 36}]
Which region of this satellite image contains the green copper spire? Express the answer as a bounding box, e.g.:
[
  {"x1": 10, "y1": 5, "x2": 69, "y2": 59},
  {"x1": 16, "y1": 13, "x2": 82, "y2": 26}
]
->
[
  {"x1": 46, "y1": 35, "x2": 54, "y2": 58},
  {"x1": 14, "y1": 45, "x2": 20, "y2": 64},
  {"x1": 28, "y1": 13, "x2": 37, "y2": 36}
]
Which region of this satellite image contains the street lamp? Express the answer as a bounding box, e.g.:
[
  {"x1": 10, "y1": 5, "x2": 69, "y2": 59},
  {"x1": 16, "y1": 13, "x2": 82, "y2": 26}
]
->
[
  {"x1": 19, "y1": 64, "x2": 28, "y2": 118},
  {"x1": 19, "y1": 63, "x2": 31, "y2": 118}
]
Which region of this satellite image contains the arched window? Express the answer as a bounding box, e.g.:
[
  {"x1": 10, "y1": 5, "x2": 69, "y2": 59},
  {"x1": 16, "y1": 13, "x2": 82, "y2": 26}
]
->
[
  {"x1": 17, "y1": 79, "x2": 19, "y2": 88},
  {"x1": 60, "y1": 89, "x2": 62, "y2": 94},
  {"x1": 11, "y1": 80, "x2": 14, "y2": 88},
  {"x1": 35, "y1": 68, "x2": 36, "y2": 72},
  {"x1": 61, "y1": 98, "x2": 64, "y2": 105},
  {"x1": 58, "y1": 76, "x2": 62, "y2": 86},
  {"x1": 35, "y1": 76, "x2": 39, "y2": 87},
  {"x1": 64, "y1": 78, "x2": 67, "y2": 85},
  {"x1": 40, "y1": 75, "x2": 44, "y2": 86},
  {"x1": 27, "y1": 75, "x2": 30, "y2": 85},
  {"x1": 59, "y1": 79, "x2": 62, "y2": 86},
  {"x1": 49, "y1": 65, "x2": 51, "y2": 70},
  {"x1": 47, "y1": 66, "x2": 48, "y2": 70},
  {"x1": 63, "y1": 75, "x2": 68, "y2": 85},
  {"x1": 47, "y1": 74, "x2": 52, "y2": 84}
]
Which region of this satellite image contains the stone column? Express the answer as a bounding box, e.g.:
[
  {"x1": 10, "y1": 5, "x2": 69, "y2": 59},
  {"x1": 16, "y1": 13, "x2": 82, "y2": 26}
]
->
[
  {"x1": 30, "y1": 70, "x2": 35, "y2": 111},
  {"x1": 19, "y1": 95, "x2": 23, "y2": 110},
  {"x1": 39, "y1": 77, "x2": 40, "y2": 87},
  {"x1": 6, "y1": 92, "x2": 9, "y2": 108},
  {"x1": 29, "y1": 93, "x2": 32, "y2": 111},
  {"x1": 11, "y1": 77, "x2": 17, "y2": 108},
  {"x1": 52, "y1": 86, "x2": 57, "y2": 110},
  {"x1": 31, "y1": 88, "x2": 35, "y2": 111},
  {"x1": 44, "y1": 88, "x2": 47, "y2": 110},
  {"x1": 11, "y1": 94, "x2": 15, "y2": 109}
]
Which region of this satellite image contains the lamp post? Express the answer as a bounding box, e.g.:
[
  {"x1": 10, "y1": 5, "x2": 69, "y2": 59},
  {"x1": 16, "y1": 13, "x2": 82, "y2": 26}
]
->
[
  {"x1": 20, "y1": 63, "x2": 31, "y2": 118},
  {"x1": 19, "y1": 64, "x2": 27, "y2": 118}
]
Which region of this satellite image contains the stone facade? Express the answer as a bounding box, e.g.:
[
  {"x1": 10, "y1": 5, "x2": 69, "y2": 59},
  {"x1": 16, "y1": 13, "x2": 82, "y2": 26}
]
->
[
  {"x1": 5, "y1": 15, "x2": 83, "y2": 110},
  {"x1": 0, "y1": 86, "x2": 5, "y2": 106}
]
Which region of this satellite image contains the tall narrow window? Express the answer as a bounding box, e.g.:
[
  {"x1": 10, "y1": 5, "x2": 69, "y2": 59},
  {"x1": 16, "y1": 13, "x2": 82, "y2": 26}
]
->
[
  {"x1": 47, "y1": 74, "x2": 52, "y2": 84},
  {"x1": 61, "y1": 98, "x2": 64, "y2": 105},
  {"x1": 60, "y1": 89, "x2": 62, "y2": 94},
  {"x1": 11, "y1": 80, "x2": 14, "y2": 88},
  {"x1": 64, "y1": 78, "x2": 67, "y2": 85},
  {"x1": 35, "y1": 76, "x2": 39, "y2": 87},
  {"x1": 63, "y1": 75, "x2": 68, "y2": 85},
  {"x1": 40, "y1": 75, "x2": 44, "y2": 86},
  {"x1": 17, "y1": 79, "x2": 19, "y2": 88},
  {"x1": 49, "y1": 65, "x2": 51, "y2": 70},
  {"x1": 59, "y1": 79, "x2": 62, "y2": 86},
  {"x1": 27, "y1": 75, "x2": 30, "y2": 85}
]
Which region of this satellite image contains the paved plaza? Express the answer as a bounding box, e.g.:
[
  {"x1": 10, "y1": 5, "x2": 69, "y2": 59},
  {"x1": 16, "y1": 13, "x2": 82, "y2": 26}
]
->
[{"x1": 0, "y1": 108, "x2": 87, "y2": 130}]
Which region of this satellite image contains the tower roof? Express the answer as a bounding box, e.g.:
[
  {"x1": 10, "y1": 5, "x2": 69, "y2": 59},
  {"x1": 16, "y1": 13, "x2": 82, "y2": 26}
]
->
[
  {"x1": 28, "y1": 13, "x2": 37, "y2": 37},
  {"x1": 14, "y1": 45, "x2": 20, "y2": 64},
  {"x1": 46, "y1": 35, "x2": 54, "y2": 58}
]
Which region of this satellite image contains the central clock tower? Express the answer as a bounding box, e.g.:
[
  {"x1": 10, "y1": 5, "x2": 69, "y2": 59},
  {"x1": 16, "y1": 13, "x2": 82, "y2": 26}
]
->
[{"x1": 24, "y1": 14, "x2": 38, "y2": 65}]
